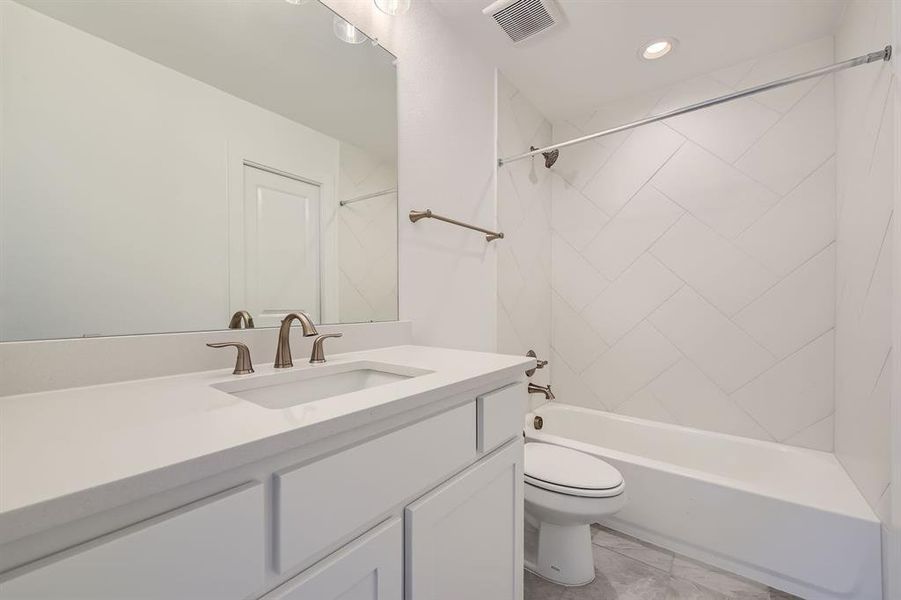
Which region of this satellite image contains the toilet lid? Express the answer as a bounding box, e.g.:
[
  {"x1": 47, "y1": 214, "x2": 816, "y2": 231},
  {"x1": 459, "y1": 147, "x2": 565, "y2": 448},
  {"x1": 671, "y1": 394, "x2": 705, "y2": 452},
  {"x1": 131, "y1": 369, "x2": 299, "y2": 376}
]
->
[{"x1": 524, "y1": 443, "x2": 624, "y2": 498}]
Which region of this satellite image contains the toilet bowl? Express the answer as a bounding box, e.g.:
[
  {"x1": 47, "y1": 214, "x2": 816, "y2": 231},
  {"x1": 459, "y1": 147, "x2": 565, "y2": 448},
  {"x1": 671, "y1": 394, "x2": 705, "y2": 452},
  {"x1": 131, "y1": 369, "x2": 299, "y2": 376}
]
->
[{"x1": 524, "y1": 442, "x2": 626, "y2": 586}]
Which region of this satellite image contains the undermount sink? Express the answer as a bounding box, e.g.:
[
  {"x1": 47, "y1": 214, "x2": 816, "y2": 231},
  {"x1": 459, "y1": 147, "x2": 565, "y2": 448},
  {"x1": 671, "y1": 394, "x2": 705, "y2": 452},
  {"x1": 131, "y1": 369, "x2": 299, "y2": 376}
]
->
[{"x1": 212, "y1": 361, "x2": 432, "y2": 409}]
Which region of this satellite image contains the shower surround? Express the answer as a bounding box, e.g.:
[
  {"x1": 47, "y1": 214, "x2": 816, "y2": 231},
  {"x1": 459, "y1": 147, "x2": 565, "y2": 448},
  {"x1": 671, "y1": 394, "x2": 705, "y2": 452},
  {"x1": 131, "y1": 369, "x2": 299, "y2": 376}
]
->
[{"x1": 547, "y1": 36, "x2": 838, "y2": 452}]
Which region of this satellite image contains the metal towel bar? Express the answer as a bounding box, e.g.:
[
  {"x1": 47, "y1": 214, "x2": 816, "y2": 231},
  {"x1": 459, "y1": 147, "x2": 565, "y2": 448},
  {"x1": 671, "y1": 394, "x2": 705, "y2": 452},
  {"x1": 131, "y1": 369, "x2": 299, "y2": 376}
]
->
[{"x1": 409, "y1": 209, "x2": 504, "y2": 242}]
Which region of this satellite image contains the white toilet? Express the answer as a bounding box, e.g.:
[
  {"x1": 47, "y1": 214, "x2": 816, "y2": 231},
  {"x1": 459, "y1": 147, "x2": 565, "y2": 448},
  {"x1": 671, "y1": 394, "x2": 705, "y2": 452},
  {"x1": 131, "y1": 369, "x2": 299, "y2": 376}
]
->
[{"x1": 524, "y1": 442, "x2": 627, "y2": 586}]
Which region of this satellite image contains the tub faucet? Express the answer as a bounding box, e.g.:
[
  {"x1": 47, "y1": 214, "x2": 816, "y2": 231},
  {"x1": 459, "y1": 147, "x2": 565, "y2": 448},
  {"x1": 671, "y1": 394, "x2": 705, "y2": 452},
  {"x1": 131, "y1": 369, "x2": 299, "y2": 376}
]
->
[
  {"x1": 528, "y1": 383, "x2": 555, "y2": 400},
  {"x1": 274, "y1": 312, "x2": 319, "y2": 368}
]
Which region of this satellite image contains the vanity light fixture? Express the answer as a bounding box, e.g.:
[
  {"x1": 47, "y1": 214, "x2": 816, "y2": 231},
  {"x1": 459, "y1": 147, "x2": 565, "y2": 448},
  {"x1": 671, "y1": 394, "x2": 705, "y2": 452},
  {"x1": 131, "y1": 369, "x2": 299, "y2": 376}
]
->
[
  {"x1": 374, "y1": 0, "x2": 411, "y2": 16},
  {"x1": 641, "y1": 38, "x2": 675, "y2": 60},
  {"x1": 333, "y1": 16, "x2": 368, "y2": 44}
]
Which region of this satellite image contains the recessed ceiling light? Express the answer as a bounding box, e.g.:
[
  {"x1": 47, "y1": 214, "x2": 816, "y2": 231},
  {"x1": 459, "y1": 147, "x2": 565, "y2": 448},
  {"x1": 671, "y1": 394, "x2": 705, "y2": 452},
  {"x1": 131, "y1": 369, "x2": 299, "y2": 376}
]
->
[
  {"x1": 284, "y1": 0, "x2": 311, "y2": 5},
  {"x1": 333, "y1": 16, "x2": 368, "y2": 44},
  {"x1": 641, "y1": 38, "x2": 675, "y2": 60},
  {"x1": 374, "y1": 0, "x2": 411, "y2": 16}
]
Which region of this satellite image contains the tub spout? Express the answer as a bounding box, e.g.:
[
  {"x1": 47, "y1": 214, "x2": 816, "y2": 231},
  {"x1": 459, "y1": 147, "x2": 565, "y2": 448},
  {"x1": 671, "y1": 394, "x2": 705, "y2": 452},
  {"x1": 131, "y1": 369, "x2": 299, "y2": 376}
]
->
[{"x1": 528, "y1": 383, "x2": 555, "y2": 400}]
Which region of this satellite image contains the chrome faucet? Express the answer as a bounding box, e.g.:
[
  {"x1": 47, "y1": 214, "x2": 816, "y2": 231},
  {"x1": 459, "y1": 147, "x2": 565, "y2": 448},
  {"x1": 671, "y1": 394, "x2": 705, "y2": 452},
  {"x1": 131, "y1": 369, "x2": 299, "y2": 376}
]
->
[
  {"x1": 528, "y1": 383, "x2": 555, "y2": 400},
  {"x1": 274, "y1": 312, "x2": 319, "y2": 368},
  {"x1": 228, "y1": 310, "x2": 254, "y2": 329}
]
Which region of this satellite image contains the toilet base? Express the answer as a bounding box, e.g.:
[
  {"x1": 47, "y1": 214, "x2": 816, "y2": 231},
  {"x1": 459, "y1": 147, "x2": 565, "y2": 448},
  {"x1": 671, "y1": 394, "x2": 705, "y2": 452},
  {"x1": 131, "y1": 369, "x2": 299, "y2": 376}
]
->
[{"x1": 527, "y1": 522, "x2": 595, "y2": 586}]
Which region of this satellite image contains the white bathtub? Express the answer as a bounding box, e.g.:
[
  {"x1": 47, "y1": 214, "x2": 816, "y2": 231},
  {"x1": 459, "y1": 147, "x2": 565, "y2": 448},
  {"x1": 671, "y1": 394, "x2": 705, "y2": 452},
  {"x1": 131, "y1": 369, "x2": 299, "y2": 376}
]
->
[{"x1": 525, "y1": 404, "x2": 882, "y2": 600}]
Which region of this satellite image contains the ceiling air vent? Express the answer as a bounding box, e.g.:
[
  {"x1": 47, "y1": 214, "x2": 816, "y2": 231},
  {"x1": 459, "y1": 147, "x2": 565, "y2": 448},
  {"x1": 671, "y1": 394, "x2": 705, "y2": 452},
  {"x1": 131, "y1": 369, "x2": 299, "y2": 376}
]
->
[{"x1": 482, "y1": 0, "x2": 562, "y2": 44}]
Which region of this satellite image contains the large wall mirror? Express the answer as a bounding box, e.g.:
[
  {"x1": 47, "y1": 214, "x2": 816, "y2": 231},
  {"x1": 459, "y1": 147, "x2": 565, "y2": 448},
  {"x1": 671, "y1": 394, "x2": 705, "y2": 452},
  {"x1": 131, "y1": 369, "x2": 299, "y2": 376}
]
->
[{"x1": 1, "y1": 0, "x2": 398, "y2": 341}]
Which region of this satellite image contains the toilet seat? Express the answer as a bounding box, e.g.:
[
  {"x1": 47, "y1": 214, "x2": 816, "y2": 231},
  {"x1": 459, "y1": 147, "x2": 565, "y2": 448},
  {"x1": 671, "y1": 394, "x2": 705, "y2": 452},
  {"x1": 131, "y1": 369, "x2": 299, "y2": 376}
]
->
[{"x1": 525, "y1": 443, "x2": 624, "y2": 498}]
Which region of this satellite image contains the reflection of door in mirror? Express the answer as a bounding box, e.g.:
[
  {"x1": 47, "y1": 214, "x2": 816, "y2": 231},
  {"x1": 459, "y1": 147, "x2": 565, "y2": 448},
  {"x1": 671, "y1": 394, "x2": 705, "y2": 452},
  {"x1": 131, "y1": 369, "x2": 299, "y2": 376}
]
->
[{"x1": 236, "y1": 165, "x2": 321, "y2": 327}]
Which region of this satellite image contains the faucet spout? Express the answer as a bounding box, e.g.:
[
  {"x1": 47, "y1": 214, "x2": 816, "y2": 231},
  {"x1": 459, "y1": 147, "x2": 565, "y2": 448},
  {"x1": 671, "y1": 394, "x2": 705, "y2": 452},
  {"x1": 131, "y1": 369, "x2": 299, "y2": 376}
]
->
[
  {"x1": 274, "y1": 312, "x2": 319, "y2": 368},
  {"x1": 528, "y1": 383, "x2": 555, "y2": 400},
  {"x1": 228, "y1": 310, "x2": 254, "y2": 329}
]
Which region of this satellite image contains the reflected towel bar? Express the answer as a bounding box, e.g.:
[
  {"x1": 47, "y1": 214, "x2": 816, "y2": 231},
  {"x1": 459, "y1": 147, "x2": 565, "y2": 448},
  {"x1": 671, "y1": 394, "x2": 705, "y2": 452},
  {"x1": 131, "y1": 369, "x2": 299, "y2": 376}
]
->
[{"x1": 409, "y1": 209, "x2": 504, "y2": 242}]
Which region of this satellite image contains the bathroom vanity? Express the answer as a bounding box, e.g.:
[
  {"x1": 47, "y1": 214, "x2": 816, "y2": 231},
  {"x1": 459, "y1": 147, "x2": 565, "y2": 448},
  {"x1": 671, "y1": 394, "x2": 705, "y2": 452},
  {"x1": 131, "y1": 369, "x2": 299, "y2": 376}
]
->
[{"x1": 0, "y1": 346, "x2": 533, "y2": 599}]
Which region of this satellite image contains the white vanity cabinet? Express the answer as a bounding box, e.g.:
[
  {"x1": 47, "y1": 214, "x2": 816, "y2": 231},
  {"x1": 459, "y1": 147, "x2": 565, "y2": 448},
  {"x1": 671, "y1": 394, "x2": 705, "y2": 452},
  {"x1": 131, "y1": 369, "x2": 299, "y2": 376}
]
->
[
  {"x1": 0, "y1": 378, "x2": 528, "y2": 600},
  {"x1": 261, "y1": 519, "x2": 403, "y2": 600},
  {"x1": 0, "y1": 484, "x2": 266, "y2": 600},
  {"x1": 405, "y1": 440, "x2": 524, "y2": 600}
]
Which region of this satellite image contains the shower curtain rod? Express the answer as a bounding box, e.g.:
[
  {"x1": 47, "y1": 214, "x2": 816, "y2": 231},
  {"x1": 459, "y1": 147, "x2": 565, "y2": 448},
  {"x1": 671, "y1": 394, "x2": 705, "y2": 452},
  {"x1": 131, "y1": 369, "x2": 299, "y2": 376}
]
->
[
  {"x1": 498, "y1": 44, "x2": 892, "y2": 167},
  {"x1": 339, "y1": 187, "x2": 397, "y2": 206}
]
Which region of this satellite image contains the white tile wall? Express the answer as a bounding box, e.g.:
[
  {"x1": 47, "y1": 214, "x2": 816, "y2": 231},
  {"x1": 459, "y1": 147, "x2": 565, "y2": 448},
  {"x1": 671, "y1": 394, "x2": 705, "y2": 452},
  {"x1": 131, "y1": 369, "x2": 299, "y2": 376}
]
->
[
  {"x1": 833, "y1": 0, "x2": 895, "y2": 518},
  {"x1": 497, "y1": 74, "x2": 552, "y2": 408},
  {"x1": 548, "y1": 37, "x2": 838, "y2": 450},
  {"x1": 337, "y1": 142, "x2": 398, "y2": 323}
]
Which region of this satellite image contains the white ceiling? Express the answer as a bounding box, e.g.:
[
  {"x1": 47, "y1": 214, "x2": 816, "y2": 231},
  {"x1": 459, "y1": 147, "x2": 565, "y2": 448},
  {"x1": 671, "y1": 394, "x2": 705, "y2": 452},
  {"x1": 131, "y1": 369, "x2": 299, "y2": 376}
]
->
[
  {"x1": 19, "y1": 0, "x2": 398, "y2": 160},
  {"x1": 431, "y1": 0, "x2": 847, "y2": 121}
]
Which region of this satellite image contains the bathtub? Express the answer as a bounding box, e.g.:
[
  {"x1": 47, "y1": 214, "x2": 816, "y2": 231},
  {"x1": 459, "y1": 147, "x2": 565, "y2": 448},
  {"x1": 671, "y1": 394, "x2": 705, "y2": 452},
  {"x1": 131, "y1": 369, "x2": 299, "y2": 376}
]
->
[{"x1": 525, "y1": 404, "x2": 882, "y2": 600}]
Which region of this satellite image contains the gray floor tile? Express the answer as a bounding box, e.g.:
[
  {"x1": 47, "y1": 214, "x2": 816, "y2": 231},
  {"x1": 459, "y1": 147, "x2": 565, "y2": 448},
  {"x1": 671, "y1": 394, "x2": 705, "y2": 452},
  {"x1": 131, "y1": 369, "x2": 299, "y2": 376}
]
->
[
  {"x1": 767, "y1": 589, "x2": 802, "y2": 599},
  {"x1": 666, "y1": 577, "x2": 731, "y2": 599},
  {"x1": 592, "y1": 525, "x2": 675, "y2": 573},
  {"x1": 524, "y1": 529, "x2": 801, "y2": 600},
  {"x1": 670, "y1": 557, "x2": 770, "y2": 599},
  {"x1": 558, "y1": 545, "x2": 671, "y2": 600},
  {"x1": 525, "y1": 569, "x2": 565, "y2": 600}
]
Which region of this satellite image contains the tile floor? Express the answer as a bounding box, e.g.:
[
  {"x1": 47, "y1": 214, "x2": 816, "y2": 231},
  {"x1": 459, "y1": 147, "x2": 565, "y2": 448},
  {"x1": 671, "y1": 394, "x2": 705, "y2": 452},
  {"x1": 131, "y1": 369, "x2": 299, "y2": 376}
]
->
[{"x1": 525, "y1": 525, "x2": 801, "y2": 600}]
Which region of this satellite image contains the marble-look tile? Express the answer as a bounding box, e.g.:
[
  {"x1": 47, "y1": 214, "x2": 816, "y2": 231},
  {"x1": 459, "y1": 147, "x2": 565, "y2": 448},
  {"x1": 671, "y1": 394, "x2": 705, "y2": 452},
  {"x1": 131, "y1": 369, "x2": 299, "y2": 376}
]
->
[
  {"x1": 525, "y1": 569, "x2": 565, "y2": 600},
  {"x1": 670, "y1": 557, "x2": 770, "y2": 598},
  {"x1": 666, "y1": 577, "x2": 730, "y2": 599},
  {"x1": 591, "y1": 526, "x2": 675, "y2": 573},
  {"x1": 559, "y1": 545, "x2": 671, "y2": 600}
]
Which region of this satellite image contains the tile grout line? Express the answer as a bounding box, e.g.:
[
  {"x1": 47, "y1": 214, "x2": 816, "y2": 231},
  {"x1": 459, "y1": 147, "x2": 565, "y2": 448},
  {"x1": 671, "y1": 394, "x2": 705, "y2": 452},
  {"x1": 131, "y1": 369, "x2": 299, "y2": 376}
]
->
[
  {"x1": 730, "y1": 240, "x2": 836, "y2": 323},
  {"x1": 732, "y1": 152, "x2": 836, "y2": 242}
]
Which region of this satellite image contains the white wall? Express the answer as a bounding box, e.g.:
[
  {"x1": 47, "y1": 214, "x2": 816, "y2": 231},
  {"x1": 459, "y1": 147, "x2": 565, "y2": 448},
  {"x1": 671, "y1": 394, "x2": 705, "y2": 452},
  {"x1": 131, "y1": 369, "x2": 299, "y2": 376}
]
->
[
  {"x1": 0, "y1": 0, "x2": 501, "y2": 394},
  {"x1": 1, "y1": 1, "x2": 342, "y2": 340},
  {"x1": 323, "y1": 0, "x2": 498, "y2": 352},
  {"x1": 496, "y1": 74, "x2": 551, "y2": 407},
  {"x1": 546, "y1": 37, "x2": 838, "y2": 451},
  {"x1": 834, "y1": 0, "x2": 895, "y2": 528}
]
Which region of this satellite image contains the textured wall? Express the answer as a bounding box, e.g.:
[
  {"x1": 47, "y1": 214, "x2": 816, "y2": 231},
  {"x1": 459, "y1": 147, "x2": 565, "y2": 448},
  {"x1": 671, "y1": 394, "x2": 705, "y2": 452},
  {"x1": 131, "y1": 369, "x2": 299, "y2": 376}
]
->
[
  {"x1": 497, "y1": 74, "x2": 552, "y2": 408},
  {"x1": 548, "y1": 37, "x2": 838, "y2": 451},
  {"x1": 834, "y1": 0, "x2": 894, "y2": 519},
  {"x1": 324, "y1": 0, "x2": 499, "y2": 351}
]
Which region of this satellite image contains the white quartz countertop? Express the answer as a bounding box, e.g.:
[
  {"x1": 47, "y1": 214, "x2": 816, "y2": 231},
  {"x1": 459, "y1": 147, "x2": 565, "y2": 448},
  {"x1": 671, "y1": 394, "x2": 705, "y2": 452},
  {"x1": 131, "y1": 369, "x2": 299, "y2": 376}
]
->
[{"x1": 0, "y1": 345, "x2": 532, "y2": 541}]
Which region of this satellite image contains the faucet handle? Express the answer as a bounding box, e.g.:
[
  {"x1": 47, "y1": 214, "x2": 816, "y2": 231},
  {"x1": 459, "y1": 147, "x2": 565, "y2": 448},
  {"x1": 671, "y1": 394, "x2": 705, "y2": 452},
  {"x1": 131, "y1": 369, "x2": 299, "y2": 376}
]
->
[
  {"x1": 525, "y1": 349, "x2": 548, "y2": 377},
  {"x1": 310, "y1": 333, "x2": 343, "y2": 364},
  {"x1": 207, "y1": 342, "x2": 254, "y2": 375}
]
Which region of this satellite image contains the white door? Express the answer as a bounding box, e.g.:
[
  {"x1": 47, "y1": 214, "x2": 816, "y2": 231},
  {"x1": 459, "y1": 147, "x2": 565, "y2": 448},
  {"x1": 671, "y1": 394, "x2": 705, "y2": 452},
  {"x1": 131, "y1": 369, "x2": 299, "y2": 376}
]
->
[
  {"x1": 261, "y1": 519, "x2": 402, "y2": 600},
  {"x1": 405, "y1": 440, "x2": 524, "y2": 600},
  {"x1": 239, "y1": 165, "x2": 321, "y2": 327}
]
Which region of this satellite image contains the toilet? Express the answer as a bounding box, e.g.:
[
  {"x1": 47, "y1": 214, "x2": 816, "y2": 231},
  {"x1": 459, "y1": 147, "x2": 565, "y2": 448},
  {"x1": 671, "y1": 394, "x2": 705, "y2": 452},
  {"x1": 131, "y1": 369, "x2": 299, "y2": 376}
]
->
[{"x1": 524, "y1": 442, "x2": 627, "y2": 586}]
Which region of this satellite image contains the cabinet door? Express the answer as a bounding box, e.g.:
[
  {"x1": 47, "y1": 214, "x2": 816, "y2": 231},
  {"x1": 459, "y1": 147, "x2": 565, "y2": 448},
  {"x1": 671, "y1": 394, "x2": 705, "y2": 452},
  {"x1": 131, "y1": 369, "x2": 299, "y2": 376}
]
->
[
  {"x1": 262, "y1": 518, "x2": 402, "y2": 600},
  {"x1": 405, "y1": 440, "x2": 523, "y2": 600}
]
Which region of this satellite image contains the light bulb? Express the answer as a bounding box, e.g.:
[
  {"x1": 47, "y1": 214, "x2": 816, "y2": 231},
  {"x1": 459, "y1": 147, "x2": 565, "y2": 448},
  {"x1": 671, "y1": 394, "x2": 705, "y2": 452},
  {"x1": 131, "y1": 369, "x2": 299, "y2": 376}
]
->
[
  {"x1": 333, "y1": 16, "x2": 368, "y2": 44},
  {"x1": 374, "y1": 0, "x2": 411, "y2": 16}
]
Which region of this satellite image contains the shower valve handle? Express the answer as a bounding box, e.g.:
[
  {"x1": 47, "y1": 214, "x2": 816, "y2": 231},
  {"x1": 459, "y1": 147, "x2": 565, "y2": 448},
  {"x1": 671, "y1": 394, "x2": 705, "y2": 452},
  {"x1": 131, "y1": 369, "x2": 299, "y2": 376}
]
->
[{"x1": 526, "y1": 350, "x2": 548, "y2": 377}]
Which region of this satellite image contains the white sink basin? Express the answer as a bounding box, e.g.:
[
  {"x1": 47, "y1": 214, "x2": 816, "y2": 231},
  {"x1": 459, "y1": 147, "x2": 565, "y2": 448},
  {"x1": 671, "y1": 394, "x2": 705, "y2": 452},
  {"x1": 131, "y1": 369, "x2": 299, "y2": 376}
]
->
[{"x1": 212, "y1": 361, "x2": 432, "y2": 409}]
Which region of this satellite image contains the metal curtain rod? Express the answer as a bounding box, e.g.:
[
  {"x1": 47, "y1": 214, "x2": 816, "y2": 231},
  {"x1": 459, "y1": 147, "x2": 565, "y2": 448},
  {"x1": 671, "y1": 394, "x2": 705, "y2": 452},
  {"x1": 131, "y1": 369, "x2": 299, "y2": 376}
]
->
[
  {"x1": 339, "y1": 187, "x2": 397, "y2": 206},
  {"x1": 499, "y1": 45, "x2": 893, "y2": 167},
  {"x1": 409, "y1": 209, "x2": 504, "y2": 242}
]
